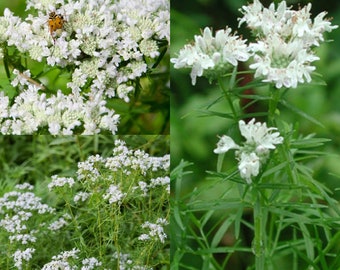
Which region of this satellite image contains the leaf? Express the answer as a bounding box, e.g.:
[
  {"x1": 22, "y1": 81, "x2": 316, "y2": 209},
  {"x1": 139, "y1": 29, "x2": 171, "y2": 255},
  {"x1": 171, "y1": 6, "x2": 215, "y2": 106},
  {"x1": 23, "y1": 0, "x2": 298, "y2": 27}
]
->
[
  {"x1": 280, "y1": 99, "x2": 324, "y2": 127},
  {"x1": 216, "y1": 153, "x2": 225, "y2": 173},
  {"x1": 211, "y1": 216, "x2": 234, "y2": 248},
  {"x1": 290, "y1": 137, "x2": 331, "y2": 149},
  {"x1": 188, "y1": 200, "x2": 245, "y2": 211}
]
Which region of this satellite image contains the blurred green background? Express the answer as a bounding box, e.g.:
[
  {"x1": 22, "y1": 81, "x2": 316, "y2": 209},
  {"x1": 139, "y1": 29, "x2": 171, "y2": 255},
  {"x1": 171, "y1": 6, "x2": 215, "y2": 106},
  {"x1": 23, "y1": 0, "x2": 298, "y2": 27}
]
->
[{"x1": 171, "y1": 0, "x2": 340, "y2": 195}]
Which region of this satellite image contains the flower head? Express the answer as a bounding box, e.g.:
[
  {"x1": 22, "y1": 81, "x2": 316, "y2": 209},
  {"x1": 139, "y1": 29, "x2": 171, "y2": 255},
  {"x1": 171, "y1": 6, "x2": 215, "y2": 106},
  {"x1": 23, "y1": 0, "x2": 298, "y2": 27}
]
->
[
  {"x1": 239, "y1": 0, "x2": 337, "y2": 88},
  {"x1": 214, "y1": 119, "x2": 283, "y2": 183},
  {"x1": 171, "y1": 27, "x2": 250, "y2": 85}
]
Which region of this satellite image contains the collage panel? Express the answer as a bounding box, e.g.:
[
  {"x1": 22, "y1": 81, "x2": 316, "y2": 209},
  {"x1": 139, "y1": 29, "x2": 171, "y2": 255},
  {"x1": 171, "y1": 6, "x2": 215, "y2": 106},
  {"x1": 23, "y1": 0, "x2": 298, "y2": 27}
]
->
[
  {"x1": 0, "y1": 0, "x2": 169, "y2": 135},
  {"x1": 171, "y1": 0, "x2": 340, "y2": 269},
  {"x1": 0, "y1": 135, "x2": 170, "y2": 268},
  {"x1": 0, "y1": 0, "x2": 170, "y2": 268}
]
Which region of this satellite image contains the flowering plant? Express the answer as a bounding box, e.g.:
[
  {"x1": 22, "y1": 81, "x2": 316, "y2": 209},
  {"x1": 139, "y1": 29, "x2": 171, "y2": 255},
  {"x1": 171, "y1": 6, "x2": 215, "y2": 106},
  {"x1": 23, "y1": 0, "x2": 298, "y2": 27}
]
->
[
  {"x1": 0, "y1": 137, "x2": 170, "y2": 269},
  {"x1": 171, "y1": 1, "x2": 340, "y2": 269},
  {"x1": 0, "y1": 0, "x2": 169, "y2": 134}
]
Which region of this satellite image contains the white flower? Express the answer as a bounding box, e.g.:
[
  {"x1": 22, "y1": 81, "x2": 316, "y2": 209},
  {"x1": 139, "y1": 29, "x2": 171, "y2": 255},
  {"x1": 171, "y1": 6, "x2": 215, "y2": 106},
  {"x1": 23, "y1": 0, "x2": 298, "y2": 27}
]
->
[
  {"x1": 239, "y1": 118, "x2": 283, "y2": 150},
  {"x1": 214, "y1": 119, "x2": 283, "y2": 183},
  {"x1": 214, "y1": 135, "x2": 240, "y2": 154},
  {"x1": 81, "y1": 257, "x2": 102, "y2": 270},
  {"x1": 13, "y1": 248, "x2": 35, "y2": 270},
  {"x1": 238, "y1": 152, "x2": 260, "y2": 184},
  {"x1": 74, "y1": 192, "x2": 91, "y2": 203},
  {"x1": 239, "y1": 1, "x2": 337, "y2": 89},
  {"x1": 239, "y1": 0, "x2": 337, "y2": 44},
  {"x1": 48, "y1": 175, "x2": 75, "y2": 191},
  {"x1": 102, "y1": 185, "x2": 126, "y2": 204},
  {"x1": 138, "y1": 218, "x2": 168, "y2": 243},
  {"x1": 171, "y1": 27, "x2": 250, "y2": 85},
  {"x1": 249, "y1": 35, "x2": 319, "y2": 88},
  {"x1": 48, "y1": 214, "x2": 71, "y2": 231}
]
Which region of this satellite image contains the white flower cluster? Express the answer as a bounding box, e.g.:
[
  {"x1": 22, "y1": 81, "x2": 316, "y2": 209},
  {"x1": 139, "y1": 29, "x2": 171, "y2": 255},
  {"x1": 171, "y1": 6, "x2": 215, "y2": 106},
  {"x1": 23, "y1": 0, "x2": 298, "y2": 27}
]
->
[
  {"x1": 214, "y1": 119, "x2": 283, "y2": 184},
  {"x1": 41, "y1": 248, "x2": 79, "y2": 270},
  {"x1": 0, "y1": 71, "x2": 120, "y2": 135},
  {"x1": 74, "y1": 191, "x2": 91, "y2": 203},
  {"x1": 48, "y1": 175, "x2": 75, "y2": 190},
  {"x1": 240, "y1": 0, "x2": 338, "y2": 88},
  {"x1": 0, "y1": 0, "x2": 169, "y2": 134},
  {"x1": 102, "y1": 184, "x2": 126, "y2": 204},
  {"x1": 171, "y1": 27, "x2": 250, "y2": 85},
  {"x1": 48, "y1": 213, "x2": 72, "y2": 231},
  {"x1": 138, "y1": 217, "x2": 168, "y2": 243},
  {"x1": 12, "y1": 248, "x2": 36, "y2": 270},
  {"x1": 75, "y1": 139, "x2": 170, "y2": 195},
  {"x1": 42, "y1": 249, "x2": 102, "y2": 270},
  {"x1": 172, "y1": 1, "x2": 337, "y2": 89},
  {"x1": 105, "y1": 140, "x2": 170, "y2": 175},
  {"x1": 112, "y1": 252, "x2": 152, "y2": 270},
  {"x1": 0, "y1": 187, "x2": 55, "y2": 240},
  {"x1": 133, "y1": 176, "x2": 170, "y2": 197}
]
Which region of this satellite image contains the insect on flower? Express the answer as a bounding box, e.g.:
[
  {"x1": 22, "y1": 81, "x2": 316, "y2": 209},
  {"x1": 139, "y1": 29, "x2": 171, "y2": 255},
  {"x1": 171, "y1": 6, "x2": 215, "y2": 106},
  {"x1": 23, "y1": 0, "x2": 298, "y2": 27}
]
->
[{"x1": 48, "y1": 11, "x2": 66, "y2": 43}]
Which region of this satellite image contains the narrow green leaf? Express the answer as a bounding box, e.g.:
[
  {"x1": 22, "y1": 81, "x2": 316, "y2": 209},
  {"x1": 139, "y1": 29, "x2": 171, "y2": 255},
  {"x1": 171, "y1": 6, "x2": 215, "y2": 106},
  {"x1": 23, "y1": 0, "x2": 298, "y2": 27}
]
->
[
  {"x1": 280, "y1": 99, "x2": 324, "y2": 127},
  {"x1": 234, "y1": 205, "x2": 244, "y2": 239},
  {"x1": 216, "y1": 153, "x2": 225, "y2": 173},
  {"x1": 211, "y1": 217, "x2": 234, "y2": 248}
]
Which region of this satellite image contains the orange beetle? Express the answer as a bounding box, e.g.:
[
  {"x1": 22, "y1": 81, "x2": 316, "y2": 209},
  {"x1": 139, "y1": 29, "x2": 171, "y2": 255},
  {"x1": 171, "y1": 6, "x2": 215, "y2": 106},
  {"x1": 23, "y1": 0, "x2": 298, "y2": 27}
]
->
[{"x1": 48, "y1": 11, "x2": 65, "y2": 42}]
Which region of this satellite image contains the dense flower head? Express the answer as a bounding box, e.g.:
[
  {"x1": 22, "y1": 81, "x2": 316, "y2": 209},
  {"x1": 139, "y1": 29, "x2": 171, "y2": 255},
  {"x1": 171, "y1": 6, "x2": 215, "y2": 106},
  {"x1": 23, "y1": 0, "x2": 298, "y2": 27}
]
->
[
  {"x1": 0, "y1": 0, "x2": 169, "y2": 134},
  {"x1": 13, "y1": 248, "x2": 36, "y2": 270},
  {"x1": 239, "y1": 0, "x2": 337, "y2": 88},
  {"x1": 138, "y1": 217, "x2": 168, "y2": 243},
  {"x1": 172, "y1": 1, "x2": 336, "y2": 89},
  {"x1": 239, "y1": 0, "x2": 337, "y2": 45},
  {"x1": 214, "y1": 119, "x2": 283, "y2": 184},
  {"x1": 171, "y1": 27, "x2": 250, "y2": 85}
]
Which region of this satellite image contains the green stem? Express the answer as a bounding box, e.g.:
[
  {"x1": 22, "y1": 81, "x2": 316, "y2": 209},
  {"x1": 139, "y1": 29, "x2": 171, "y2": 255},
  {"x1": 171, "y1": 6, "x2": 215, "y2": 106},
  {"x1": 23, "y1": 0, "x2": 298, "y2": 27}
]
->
[
  {"x1": 253, "y1": 191, "x2": 266, "y2": 270},
  {"x1": 268, "y1": 86, "x2": 280, "y2": 126},
  {"x1": 218, "y1": 76, "x2": 238, "y2": 120}
]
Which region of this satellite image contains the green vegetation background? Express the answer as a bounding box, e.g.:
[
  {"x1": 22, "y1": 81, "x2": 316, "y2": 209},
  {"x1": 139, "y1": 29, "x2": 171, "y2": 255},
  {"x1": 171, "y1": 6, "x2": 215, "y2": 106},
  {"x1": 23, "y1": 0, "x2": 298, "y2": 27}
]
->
[{"x1": 171, "y1": 0, "x2": 340, "y2": 195}]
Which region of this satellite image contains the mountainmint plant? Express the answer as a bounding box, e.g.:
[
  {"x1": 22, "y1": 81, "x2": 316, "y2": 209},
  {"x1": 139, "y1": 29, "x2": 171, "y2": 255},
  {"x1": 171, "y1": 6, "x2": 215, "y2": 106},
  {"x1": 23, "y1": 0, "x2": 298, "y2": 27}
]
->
[
  {"x1": 0, "y1": 139, "x2": 170, "y2": 269},
  {"x1": 0, "y1": 0, "x2": 169, "y2": 134},
  {"x1": 171, "y1": 1, "x2": 340, "y2": 269}
]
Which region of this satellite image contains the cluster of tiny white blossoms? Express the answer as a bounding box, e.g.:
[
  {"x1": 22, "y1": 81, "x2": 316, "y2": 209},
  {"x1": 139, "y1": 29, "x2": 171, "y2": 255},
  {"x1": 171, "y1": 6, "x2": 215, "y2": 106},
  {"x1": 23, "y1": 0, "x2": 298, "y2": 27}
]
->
[
  {"x1": 138, "y1": 218, "x2": 168, "y2": 243},
  {"x1": 214, "y1": 118, "x2": 283, "y2": 184},
  {"x1": 171, "y1": 27, "x2": 250, "y2": 85},
  {"x1": 48, "y1": 175, "x2": 75, "y2": 190},
  {"x1": 45, "y1": 139, "x2": 169, "y2": 267},
  {"x1": 0, "y1": 184, "x2": 55, "y2": 268},
  {"x1": 12, "y1": 248, "x2": 36, "y2": 270},
  {"x1": 48, "y1": 213, "x2": 72, "y2": 231},
  {"x1": 112, "y1": 252, "x2": 152, "y2": 270},
  {"x1": 172, "y1": 1, "x2": 337, "y2": 89},
  {"x1": 0, "y1": 0, "x2": 169, "y2": 134},
  {"x1": 72, "y1": 140, "x2": 170, "y2": 201},
  {"x1": 239, "y1": 0, "x2": 338, "y2": 88},
  {"x1": 47, "y1": 139, "x2": 169, "y2": 204},
  {"x1": 41, "y1": 248, "x2": 103, "y2": 270},
  {"x1": 102, "y1": 184, "x2": 126, "y2": 204}
]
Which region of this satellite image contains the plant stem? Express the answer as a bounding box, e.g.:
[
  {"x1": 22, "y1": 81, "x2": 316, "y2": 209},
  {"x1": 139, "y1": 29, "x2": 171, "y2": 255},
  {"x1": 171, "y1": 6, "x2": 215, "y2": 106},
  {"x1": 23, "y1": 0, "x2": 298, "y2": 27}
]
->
[
  {"x1": 218, "y1": 76, "x2": 238, "y2": 120},
  {"x1": 268, "y1": 86, "x2": 280, "y2": 125},
  {"x1": 253, "y1": 191, "x2": 266, "y2": 270}
]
